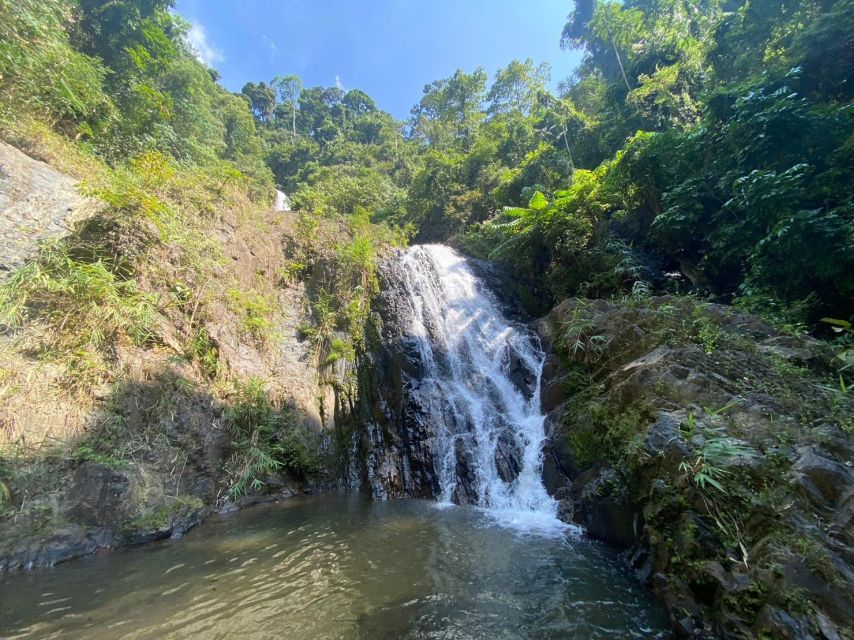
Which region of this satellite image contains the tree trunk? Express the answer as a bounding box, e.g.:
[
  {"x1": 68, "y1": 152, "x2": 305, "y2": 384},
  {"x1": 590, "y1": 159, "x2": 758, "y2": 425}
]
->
[
  {"x1": 612, "y1": 37, "x2": 632, "y2": 92},
  {"x1": 562, "y1": 127, "x2": 576, "y2": 175}
]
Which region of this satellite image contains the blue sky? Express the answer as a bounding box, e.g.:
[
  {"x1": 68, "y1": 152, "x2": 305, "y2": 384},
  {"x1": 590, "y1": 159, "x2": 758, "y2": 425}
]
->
[{"x1": 176, "y1": 0, "x2": 582, "y2": 119}]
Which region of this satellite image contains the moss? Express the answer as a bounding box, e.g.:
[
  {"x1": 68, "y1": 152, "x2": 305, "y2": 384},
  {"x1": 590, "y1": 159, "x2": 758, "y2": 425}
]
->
[
  {"x1": 773, "y1": 583, "x2": 814, "y2": 617},
  {"x1": 790, "y1": 536, "x2": 841, "y2": 584},
  {"x1": 562, "y1": 363, "x2": 594, "y2": 396},
  {"x1": 128, "y1": 495, "x2": 203, "y2": 532},
  {"x1": 723, "y1": 580, "x2": 767, "y2": 620},
  {"x1": 72, "y1": 446, "x2": 130, "y2": 469},
  {"x1": 546, "y1": 295, "x2": 854, "y2": 632},
  {"x1": 563, "y1": 392, "x2": 657, "y2": 467},
  {"x1": 692, "y1": 305, "x2": 721, "y2": 354}
]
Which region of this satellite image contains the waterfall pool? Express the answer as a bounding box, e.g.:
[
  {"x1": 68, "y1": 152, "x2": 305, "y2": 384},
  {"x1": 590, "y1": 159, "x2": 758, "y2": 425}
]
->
[{"x1": 0, "y1": 495, "x2": 669, "y2": 639}]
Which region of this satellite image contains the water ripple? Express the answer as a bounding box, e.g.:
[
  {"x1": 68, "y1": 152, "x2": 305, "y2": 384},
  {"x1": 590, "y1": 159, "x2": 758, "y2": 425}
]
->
[{"x1": 0, "y1": 496, "x2": 668, "y2": 639}]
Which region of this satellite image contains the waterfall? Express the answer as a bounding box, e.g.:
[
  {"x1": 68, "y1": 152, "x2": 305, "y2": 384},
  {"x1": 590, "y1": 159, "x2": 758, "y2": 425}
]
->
[
  {"x1": 274, "y1": 189, "x2": 291, "y2": 211},
  {"x1": 395, "y1": 244, "x2": 561, "y2": 529}
]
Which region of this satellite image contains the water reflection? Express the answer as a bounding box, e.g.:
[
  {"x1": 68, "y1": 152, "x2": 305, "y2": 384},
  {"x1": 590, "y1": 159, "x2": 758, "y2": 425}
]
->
[{"x1": 0, "y1": 495, "x2": 668, "y2": 639}]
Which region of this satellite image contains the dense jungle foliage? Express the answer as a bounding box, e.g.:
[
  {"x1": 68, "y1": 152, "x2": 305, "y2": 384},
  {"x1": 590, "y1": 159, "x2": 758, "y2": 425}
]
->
[
  {"x1": 252, "y1": 0, "x2": 854, "y2": 332},
  {"x1": 0, "y1": 0, "x2": 851, "y2": 334}
]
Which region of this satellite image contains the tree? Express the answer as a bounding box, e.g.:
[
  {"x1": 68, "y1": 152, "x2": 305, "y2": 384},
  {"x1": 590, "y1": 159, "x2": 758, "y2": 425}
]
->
[
  {"x1": 298, "y1": 86, "x2": 345, "y2": 142},
  {"x1": 0, "y1": 0, "x2": 112, "y2": 126},
  {"x1": 272, "y1": 74, "x2": 302, "y2": 136},
  {"x1": 410, "y1": 68, "x2": 487, "y2": 149},
  {"x1": 341, "y1": 89, "x2": 377, "y2": 118},
  {"x1": 220, "y1": 92, "x2": 262, "y2": 160},
  {"x1": 487, "y1": 59, "x2": 550, "y2": 116},
  {"x1": 266, "y1": 137, "x2": 320, "y2": 192},
  {"x1": 241, "y1": 81, "x2": 276, "y2": 123},
  {"x1": 532, "y1": 94, "x2": 589, "y2": 175},
  {"x1": 73, "y1": 0, "x2": 177, "y2": 71}
]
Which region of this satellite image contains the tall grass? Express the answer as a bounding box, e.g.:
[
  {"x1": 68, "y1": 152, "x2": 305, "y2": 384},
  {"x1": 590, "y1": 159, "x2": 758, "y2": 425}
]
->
[{"x1": 0, "y1": 241, "x2": 154, "y2": 348}]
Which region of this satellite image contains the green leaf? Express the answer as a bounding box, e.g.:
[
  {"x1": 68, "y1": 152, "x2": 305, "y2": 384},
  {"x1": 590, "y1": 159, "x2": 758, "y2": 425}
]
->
[
  {"x1": 695, "y1": 472, "x2": 724, "y2": 492},
  {"x1": 820, "y1": 317, "x2": 851, "y2": 331},
  {"x1": 528, "y1": 191, "x2": 549, "y2": 212}
]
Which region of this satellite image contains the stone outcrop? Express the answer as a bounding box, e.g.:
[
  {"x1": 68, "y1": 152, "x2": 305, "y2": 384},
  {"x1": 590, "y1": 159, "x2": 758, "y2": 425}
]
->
[
  {"x1": 65, "y1": 462, "x2": 139, "y2": 528},
  {"x1": 537, "y1": 296, "x2": 853, "y2": 639},
  {"x1": 0, "y1": 141, "x2": 100, "y2": 279}
]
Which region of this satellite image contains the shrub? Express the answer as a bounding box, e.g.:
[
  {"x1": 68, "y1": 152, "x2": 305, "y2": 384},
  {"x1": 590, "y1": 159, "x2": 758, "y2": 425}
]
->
[
  {"x1": 0, "y1": 0, "x2": 112, "y2": 127},
  {"x1": 0, "y1": 240, "x2": 155, "y2": 355},
  {"x1": 226, "y1": 288, "x2": 277, "y2": 342},
  {"x1": 224, "y1": 379, "x2": 319, "y2": 496}
]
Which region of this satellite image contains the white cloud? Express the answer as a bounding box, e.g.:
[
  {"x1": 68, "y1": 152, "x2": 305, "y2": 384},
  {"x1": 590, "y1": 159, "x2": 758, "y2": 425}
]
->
[
  {"x1": 261, "y1": 34, "x2": 278, "y2": 61},
  {"x1": 186, "y1": 22, "x2": 224, "y2": 66},
  {"x1": 335, "y1": 75, "x2": 344, "y2": 90}
]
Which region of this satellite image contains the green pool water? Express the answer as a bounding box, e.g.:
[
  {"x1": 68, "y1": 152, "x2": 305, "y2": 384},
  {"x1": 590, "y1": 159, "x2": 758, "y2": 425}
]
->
[{"x1": 0, "y1": 495, "x2": 669, "y2": 639}]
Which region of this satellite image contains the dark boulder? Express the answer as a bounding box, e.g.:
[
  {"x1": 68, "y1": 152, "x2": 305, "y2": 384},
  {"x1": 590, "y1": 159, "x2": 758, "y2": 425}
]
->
[
  {"x1": 504, "y1": 347, "x2": 537, "y2": 398},
  {"x1": 493, "y1": 429, "x2": 522, "y2": 484},
  {"x1": 64, "y1": 462, "x2": 137, "y2": 529},
  {"x1": 452, "y1": 439, "x2": 479, "y2": 504},
  {"x1": 541, "y1": 375, "x2": 569, "y2": 412},
  {"x1": 572, "y1": 466, "x2": 639, "y2": 547},
  {"x1": 753, "y1": 605, "x2": 815, "y2": 640},
  {"x1": 794, "y1": 447, "x2": 854, "y2": 508},
  {"x1": 0, "y1": 525, "x2": 105, "y2": 571}
]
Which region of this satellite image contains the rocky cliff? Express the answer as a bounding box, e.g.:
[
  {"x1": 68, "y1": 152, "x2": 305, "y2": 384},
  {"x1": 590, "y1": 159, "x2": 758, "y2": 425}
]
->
[
  {"x1": 538, "y1": 297, "x2": 853, "y2": 639},
  {"x1": 346, "y1": 250, "x2": 442, "y2": 500},
  {"x1": 0, "y1": 143, "x2": 349, "y2": 570},
  {"x1": 346, "y1": 246, "x2": 541, "y2": 505}
]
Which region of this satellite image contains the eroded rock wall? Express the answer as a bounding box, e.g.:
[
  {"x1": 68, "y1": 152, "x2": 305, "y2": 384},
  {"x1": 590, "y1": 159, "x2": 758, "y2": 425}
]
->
[
  {"x1": 345, "y1": 248, "x2": 539, "y2": 504},
  {"x1": 0, "y1": 150, "x2": 341, "y2": 570},
  {"x1": 346, "y1": 252, "x2": 441, "y2": 499}
]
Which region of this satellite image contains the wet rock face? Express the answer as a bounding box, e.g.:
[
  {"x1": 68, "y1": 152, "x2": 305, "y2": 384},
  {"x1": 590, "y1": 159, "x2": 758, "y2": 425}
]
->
[
  {"x1": 794, "y1": 446, "x2": 854, "y2": 508},
  {"x1": 463, "y1": 256, "x2": 531, "y2": 321},
  {"x1": 493, "y1": 429, "x2": 523, "y2": 484},
  {"x1": 504, "y1": 347, "x2": 538, "y2": 399},
  {"x1": 0, "y1": 526, "x2": 105, "y2": 572},
  {"x1": 351, "y1": 293, "x2": 442, "y2": 499},
  {"x1": 452, "y1": 439, "x2": 479, "y2": 504},
  {"x1": 349, "y1": 250, "x2": 531, "y2": 504},
  {"x1": 570, "y1": 466, "x2": 637, "y2": 548},
  {"x1": 354, "y1": 346, "x2": 443, "y2": 500}
]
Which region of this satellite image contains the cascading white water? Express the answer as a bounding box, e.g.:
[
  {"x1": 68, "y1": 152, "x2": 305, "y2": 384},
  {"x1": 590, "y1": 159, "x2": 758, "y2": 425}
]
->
[{"x1": 396, "y1": 244, "x2": 563, "y2": 531}]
